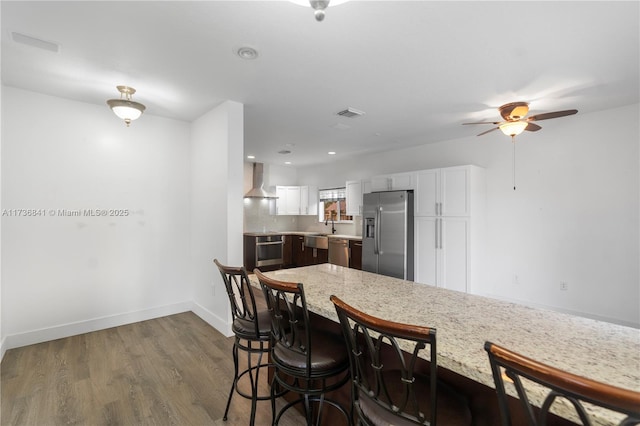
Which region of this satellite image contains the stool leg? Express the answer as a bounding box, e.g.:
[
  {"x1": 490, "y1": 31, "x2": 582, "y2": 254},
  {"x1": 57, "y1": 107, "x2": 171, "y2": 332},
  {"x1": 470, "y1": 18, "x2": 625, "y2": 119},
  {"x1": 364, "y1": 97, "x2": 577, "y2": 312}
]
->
[
  {"x1": 248, "y1": 342, "x2": 263, "y2": 426},
  {"x1": 223, "y1": 339, "x2": 240, "y2": 421}
]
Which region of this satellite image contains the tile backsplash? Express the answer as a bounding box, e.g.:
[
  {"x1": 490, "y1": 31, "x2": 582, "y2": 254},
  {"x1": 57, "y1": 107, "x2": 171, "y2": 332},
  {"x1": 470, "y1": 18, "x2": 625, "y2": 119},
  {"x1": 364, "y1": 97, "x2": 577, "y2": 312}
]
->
[{"x1": 243, "y1": 198, "x2": 361, "y2": 235}]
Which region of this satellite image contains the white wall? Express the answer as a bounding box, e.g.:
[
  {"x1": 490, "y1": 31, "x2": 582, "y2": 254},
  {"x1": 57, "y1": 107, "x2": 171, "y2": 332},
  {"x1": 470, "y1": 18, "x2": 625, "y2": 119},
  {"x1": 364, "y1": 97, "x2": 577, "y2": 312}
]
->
[
  {"x1": 1, "y1": 87, "x2": 193, "y2": 351},
  {"x1": 190, "y1": 101, "x2": 244, "y2": 336},
  {"x1": 297, "y1": 104, "x2": 640, "y2": 327}
]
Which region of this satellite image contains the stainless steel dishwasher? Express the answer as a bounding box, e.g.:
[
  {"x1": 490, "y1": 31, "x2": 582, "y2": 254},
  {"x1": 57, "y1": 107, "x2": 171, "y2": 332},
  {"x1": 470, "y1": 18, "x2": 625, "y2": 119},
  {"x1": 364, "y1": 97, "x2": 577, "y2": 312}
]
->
[{"x1": 328, "y1": 238, "x2": 349, "y2": 267}]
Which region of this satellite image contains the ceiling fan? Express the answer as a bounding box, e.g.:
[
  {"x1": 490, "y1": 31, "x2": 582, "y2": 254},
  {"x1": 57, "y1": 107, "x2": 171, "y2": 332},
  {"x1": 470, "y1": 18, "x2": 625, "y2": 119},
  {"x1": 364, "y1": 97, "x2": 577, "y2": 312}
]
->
[
  {"x1": 463, "y1": 101, "x2": 578, "y2": 190},
  {"x1": 463, "y1": 101, "x2": 578, "y2": 137}
]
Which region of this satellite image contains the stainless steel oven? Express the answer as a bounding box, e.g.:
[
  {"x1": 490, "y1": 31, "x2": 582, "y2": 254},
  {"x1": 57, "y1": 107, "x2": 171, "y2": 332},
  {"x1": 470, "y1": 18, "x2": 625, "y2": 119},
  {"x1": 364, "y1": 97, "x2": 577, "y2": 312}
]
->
[{"x1": 255, "y1": 234, "x2": 284, "y2": 267}]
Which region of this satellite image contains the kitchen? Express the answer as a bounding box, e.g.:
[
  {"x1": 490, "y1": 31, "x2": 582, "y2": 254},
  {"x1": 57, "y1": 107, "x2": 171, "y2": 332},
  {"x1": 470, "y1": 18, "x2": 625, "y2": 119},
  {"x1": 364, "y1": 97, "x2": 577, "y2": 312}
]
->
[{"x1": 1, "y1": 1, "x2": 638, "y2": 423}]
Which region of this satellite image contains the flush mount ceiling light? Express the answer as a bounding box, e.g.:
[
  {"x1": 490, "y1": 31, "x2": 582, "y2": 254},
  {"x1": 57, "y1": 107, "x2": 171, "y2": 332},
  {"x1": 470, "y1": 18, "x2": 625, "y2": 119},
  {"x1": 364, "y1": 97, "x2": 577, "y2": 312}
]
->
[
  {"x1": 289, "y1": 0, "x2": 350, "y2": 21},
  {"x1": 106, "y1": 85, "x2": 146, "y2": 127}
]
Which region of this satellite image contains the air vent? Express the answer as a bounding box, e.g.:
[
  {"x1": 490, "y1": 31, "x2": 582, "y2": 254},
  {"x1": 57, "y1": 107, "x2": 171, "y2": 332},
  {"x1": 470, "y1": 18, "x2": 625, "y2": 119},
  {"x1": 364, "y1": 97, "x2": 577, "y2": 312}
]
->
[
  {"x1": 11, "y1": 32, "x2": 60, "y2": 53},
  {"x1": 336, "y1": 107, "x2": 365, "y2": 118}
]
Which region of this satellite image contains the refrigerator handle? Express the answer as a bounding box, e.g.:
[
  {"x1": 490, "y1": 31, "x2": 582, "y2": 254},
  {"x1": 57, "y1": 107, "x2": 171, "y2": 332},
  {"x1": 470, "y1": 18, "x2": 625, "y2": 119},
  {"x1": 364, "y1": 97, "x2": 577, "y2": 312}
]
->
[
  {"x1": 435, "y1": 218, "x2": 439, "y2": 249},
  {"x1": 375, "y1": 207, "x2": 381, "y2": 254}
]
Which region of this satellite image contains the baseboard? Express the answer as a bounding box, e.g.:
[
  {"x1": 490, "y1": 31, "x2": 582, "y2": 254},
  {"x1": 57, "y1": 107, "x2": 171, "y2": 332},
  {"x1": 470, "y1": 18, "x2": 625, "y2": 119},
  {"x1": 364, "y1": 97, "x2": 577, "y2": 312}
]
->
[
  {"x1": 0, "y1": 336, "x2": 7, "y2": 363},
  {"x1": 2, "y1": 301, "x2": 193, "y2": 352},
  {"x1": 191, "y1": 302, "x2": 233, "y2": 337}
]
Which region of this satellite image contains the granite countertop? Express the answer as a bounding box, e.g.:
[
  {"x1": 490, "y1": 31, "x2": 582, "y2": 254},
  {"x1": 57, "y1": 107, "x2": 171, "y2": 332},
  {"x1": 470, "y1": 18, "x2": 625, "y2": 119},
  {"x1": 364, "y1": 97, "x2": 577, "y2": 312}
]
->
[
  {"x1": 244, "y1": 231, "x2": 362, "y2": 241},
  {"x1": 251, "y1": 264, "x2": 640, "y2": 426}
]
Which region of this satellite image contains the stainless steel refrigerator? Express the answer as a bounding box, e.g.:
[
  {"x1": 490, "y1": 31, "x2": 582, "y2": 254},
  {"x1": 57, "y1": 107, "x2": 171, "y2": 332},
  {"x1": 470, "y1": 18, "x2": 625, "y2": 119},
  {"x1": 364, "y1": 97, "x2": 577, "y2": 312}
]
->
[{"x1": 362, "y1": 190, "x2": 414, "y2": 280}]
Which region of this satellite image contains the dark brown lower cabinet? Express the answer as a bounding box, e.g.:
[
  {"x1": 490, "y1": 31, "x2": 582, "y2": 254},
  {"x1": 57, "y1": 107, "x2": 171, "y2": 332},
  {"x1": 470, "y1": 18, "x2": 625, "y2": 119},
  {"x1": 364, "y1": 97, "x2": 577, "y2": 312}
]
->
[
  {"x1": 292, "y1": 235, "x2": 306, "y2": 267},
  {"x1": 282, "y1": 235, "x2": 293, "y2": 267},
  {"x1": 349, "y1": 240, "x2": 362, "y2": 270}
]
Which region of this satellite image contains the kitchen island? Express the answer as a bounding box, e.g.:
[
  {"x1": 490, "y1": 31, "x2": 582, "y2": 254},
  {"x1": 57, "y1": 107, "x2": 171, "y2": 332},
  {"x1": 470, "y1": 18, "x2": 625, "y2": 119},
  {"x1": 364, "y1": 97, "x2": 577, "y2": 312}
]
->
[{"x1": 251, "y1": 264, "x2": 640, "y2": 426}]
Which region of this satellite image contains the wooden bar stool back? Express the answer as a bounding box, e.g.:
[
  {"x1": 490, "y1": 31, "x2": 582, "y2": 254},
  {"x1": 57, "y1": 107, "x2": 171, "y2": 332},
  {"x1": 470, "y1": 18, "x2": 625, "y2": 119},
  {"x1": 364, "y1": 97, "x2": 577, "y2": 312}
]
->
[
  {"x1": 214, "y1": 259, "x2": 274, "y2": 426},
  {"x1": 255, "y1": 269, "x2": 350, "y2": 425},
  {"x1": 484, "y1": 341, "x2": 640, "y2": 426},
  {"x1": 331, "y1": 295, "x2": 472, "y2": 426}
]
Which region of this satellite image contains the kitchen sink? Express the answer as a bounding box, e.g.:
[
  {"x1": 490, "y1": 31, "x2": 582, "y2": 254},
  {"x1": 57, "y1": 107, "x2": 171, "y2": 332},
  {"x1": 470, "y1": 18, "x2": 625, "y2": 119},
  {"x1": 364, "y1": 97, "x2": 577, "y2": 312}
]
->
[{"x1": 304, "y1": 234, "x2": 329, "y2": 249}]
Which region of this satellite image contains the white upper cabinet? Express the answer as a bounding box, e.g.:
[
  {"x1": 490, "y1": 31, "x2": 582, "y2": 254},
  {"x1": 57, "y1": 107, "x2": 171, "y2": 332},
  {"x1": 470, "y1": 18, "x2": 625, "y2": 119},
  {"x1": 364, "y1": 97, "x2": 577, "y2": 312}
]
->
[
  {"x1": 415, "y1": 166, "x2": 482, "y2": 217},
  {"x1": 370, "y1": 171, "x2": 416, "y2": 192},
  {"x1": 346, "y1": 180, "x2": 364, "y2": 216},
  {"x1": 276, "y1": 185, "x2": 317, "y2": 215},
  {"x1": 300, "y1": 185, "x2": 318, "y2": 215},
  {"x1": 276, "y1": 185, "x2": 301, "y2": 215}
]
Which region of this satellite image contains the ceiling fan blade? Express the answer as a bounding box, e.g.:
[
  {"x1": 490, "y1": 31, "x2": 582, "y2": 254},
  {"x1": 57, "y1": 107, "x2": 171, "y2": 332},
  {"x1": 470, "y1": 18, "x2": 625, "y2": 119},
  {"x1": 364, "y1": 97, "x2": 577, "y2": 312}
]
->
[
  {"x1": 527, "y1": 109, "x2": 578, "y2": 121},
  {"x1": 477, "y1": 127, "x2": 499, "y2": 136},
  {"x1": 462, "y1": 121, "x2": 500, "y2": 125},
  {"x1": 525, "y1": 122, "x2": 542, "y2": 132}
]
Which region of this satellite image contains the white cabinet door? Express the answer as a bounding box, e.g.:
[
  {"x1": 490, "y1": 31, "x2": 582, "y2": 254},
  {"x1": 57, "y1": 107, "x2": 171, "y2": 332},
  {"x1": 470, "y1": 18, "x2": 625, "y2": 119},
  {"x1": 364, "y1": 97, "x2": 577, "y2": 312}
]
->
[
  {"x1": 440, "y1": 217, "x2": 468, "y2": 292},
  {"x1": 415, "y1": 166, "x2": 470, "y2": 217},
  {"x1": 415, "y1": 216, "x2": 438, "y2": 286},
  {"x1": 390, "y1": 172, "x2": 415, "y2": 190},
  {"x1": 276, "y1": 186, "x2": 301, "y2": 215},
  {"x1": 415, "y1": 169, "x2": 439, "y2": 216},
  {"x1": 300, "y1": 186, "x2": 309, "y2": 215},
  {"x1": 300, "y1": 185, "x2": 318, "y2": 215},
  {"x1": 441, "y1": 167, "x2": 470, "y2": 217},
  {"x1": 276, "y1": 186, "x2": 287, "y2": 215},
  {"x1": 286, "y1": 186, "x2": 301, "y2": 215},
  {"x1": 415, "y1": 216, "x2": 469, "y2": 292},
  {"x1": 370, "y1": 175, "x2": 391, "y2": 192},
  {"x1": 371, "y1": 172, "x2": 416, "y2": 192},
  {"x1": 346, "y1": 180, "x2": 363, "y2": 216}
]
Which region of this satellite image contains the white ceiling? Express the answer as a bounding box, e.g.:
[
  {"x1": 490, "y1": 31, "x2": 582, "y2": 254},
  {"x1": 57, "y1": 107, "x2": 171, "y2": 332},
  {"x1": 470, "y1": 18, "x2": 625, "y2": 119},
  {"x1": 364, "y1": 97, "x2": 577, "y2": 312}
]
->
[{"x1": 2, "y1": 1, "x2": 638, "y2": 167}]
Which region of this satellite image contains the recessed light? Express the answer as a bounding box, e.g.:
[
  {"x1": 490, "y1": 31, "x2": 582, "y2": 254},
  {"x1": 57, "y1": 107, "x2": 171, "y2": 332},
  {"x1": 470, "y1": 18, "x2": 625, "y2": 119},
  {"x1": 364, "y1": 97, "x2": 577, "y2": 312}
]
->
[
  {"x1": 247, "y1": 155, "x2": 255, "y2": 159},
  {"x1": 285, "y1": 161, "x2": 292, "y2": 165},
  {"x1": 236, "y1": 46, "x2": 258, "y2": 60},
  {"x1": 328, "y1": 151, "x2": 336, "y2": 155}
]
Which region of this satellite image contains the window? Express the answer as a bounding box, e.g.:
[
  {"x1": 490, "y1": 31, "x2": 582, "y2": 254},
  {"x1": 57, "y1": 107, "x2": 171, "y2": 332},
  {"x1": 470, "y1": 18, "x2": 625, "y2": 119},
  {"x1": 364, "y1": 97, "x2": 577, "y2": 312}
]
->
[{"x1": 318, "y1": 188, "x2": 353, "y2": 223}]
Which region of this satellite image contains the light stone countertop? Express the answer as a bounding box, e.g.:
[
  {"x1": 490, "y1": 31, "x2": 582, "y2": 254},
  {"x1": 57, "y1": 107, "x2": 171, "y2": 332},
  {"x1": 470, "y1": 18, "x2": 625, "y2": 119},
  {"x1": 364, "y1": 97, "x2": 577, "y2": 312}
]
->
[
  {"x1": 251, "y1": 264, "x2": 640, "y2": 426},
  {"x1": 244, "y1": 231, "x2": 361, "y2": 240}
]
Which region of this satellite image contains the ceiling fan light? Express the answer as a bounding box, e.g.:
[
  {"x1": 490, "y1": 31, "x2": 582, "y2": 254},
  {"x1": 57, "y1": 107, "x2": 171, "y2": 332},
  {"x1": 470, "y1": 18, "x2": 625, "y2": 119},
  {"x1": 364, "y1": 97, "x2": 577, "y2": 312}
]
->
[{"x1": 499, "y1": 121, "x2": 528, "y2": 136}]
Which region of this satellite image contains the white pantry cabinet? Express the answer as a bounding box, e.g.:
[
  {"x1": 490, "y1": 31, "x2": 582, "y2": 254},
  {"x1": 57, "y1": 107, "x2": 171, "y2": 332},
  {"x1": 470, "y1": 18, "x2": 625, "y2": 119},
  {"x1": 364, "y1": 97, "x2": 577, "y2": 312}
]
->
[
  {"x1": 414, "y1": 165, "x2": 485, "y2": 293},
  {"x1": 415, "y1": 216, "x2": 469, "y2": 293},
  {"x1": 346, "y1": 180, "x2": 364, "y2": 216}
]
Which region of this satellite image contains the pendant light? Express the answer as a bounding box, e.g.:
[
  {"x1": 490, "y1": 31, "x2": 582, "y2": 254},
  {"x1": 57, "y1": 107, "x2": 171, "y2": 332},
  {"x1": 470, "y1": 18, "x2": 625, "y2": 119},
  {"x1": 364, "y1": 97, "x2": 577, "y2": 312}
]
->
[{"x1": 107, "y1": 86, "x2": 146, "y2": 126}]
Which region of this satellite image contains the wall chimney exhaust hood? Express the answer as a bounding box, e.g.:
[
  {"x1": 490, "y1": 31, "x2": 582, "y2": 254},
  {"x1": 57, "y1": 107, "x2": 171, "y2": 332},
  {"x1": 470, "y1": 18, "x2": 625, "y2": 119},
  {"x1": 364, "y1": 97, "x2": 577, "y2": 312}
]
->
[{"x1": 244, "y1": 162, "x2": 278, "y2": 199}]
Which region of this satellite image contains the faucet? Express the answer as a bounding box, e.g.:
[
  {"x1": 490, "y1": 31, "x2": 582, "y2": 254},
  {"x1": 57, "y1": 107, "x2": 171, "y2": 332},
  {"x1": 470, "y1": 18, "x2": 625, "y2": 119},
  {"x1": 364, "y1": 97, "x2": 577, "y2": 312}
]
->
[{"x1": 325, "y1": 217, "x2": 337, "y2": 234}]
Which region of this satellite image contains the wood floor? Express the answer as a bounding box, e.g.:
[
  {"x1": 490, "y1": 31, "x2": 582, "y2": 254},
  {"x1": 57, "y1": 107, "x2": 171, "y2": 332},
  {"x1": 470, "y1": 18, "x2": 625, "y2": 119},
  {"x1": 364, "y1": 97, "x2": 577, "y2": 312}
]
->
[{"x1": 1, "y1": 312, "x2": 305, "y2": 426}]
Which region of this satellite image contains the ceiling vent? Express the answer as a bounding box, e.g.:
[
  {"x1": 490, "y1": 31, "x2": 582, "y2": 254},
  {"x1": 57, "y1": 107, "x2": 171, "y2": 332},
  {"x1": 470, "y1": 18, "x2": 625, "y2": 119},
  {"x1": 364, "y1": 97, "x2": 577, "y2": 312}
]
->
[
  {"x1": 11, "y1": 32, "x2": 60, "y2": 53},
  {"x1": 336, "y1": 107, "x2": 365, "y2": 118}
]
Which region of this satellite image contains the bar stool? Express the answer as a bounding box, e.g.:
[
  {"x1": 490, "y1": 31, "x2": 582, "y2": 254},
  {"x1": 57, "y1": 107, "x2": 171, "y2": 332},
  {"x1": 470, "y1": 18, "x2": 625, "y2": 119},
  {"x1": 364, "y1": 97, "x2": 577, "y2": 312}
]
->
[
  {"x1": 331, "y1": 295, "x2": 472, "y2": 426},
  {"x1": 214, "y1": 259, "x2": 275, "y2": 425},
  {"x1": 484, "y1": 341, "x2": 640, "y2": 426},
  {"x1": 254, "y1": 269, "x2": 350, "y2": 425}
]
